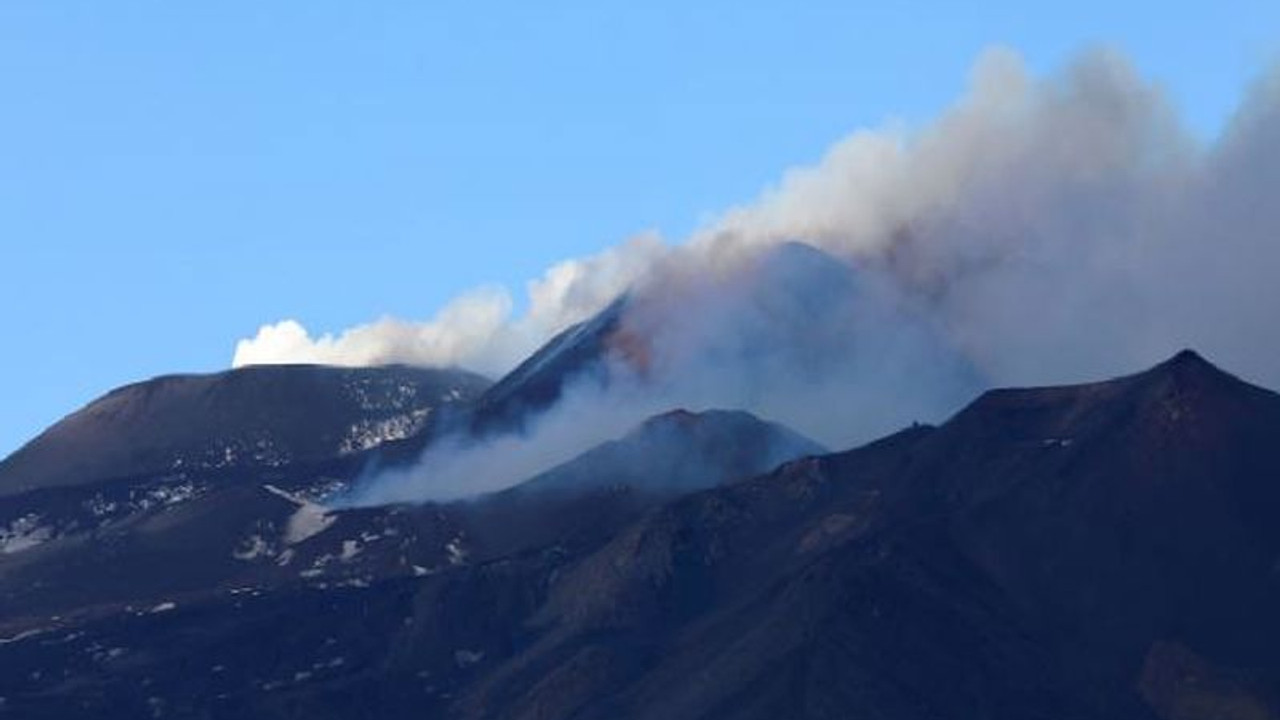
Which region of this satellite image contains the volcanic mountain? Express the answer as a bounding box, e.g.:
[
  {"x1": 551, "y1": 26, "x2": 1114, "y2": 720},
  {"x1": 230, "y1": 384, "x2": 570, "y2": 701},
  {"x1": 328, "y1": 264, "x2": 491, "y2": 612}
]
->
[
  {"x1": 441, "y1": 241, "x2": 970, "y2": 441},
  {"x1": 446, "y1": 408, "x2": 826, "y2": 563},
  {"x1": 510, "y1": 408, "x2": 826, "y2": 496},
  {"x1": 0, "y1": 364, "x2": 490, "y2": 496},
  {"x1": 428, "y1": 349, "x2": 1280, "y2": 720},
  {"x1": 0, "y1": 405, "x2": 821, "y2": 621},
  {"x1": 362, "y1": 241, "x2": 973, "y2": 485},
  {"x1": 0, "y1": 350, "x2": 1277, "y2": 720}
]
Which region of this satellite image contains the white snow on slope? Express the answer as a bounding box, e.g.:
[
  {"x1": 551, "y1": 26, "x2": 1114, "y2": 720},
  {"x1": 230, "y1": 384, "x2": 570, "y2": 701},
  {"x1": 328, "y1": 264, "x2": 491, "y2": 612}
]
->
[
  {"x1": 0, "y1": 514, "x2": 54, "y2": 555},
  {"x1": 338, "y1": 409, "x2": 431, "y2": 455},
  {"x1": 264, "y1": 485, "x2": 336, "y2": 545}
]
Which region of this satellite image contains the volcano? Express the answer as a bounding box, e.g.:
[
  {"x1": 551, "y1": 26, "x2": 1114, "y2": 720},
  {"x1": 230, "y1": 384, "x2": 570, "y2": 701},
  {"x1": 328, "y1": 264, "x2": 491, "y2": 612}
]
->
[
  {"x1": 0, "y1": 351, "x2": 1276, "y2": 720},
  {"x1": 0, "y1": 364, "x2": 490, "y2": 496}
]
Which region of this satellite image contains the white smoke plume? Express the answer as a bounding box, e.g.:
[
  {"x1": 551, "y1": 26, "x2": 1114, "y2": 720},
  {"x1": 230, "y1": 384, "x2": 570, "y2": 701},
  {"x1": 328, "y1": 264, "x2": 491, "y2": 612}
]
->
[
  {"x1": 356, "y1": 246, "x2": 973, "y2": 504},
  {"x1": 232, "y1": 234, "x2": 667, "y2": 376},
  {"x1": 240, "y1": 47, "x2": 1280, "y2": 504}
]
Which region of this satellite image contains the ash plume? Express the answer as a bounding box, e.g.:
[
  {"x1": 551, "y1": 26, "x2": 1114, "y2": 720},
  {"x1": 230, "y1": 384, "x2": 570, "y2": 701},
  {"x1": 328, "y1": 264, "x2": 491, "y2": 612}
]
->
[
  {"x1": 232, "y1": 235, "x2": 667, "y2": 377},
  {"x1": 241, "y1": 47, "x2": 1280, "y2": 502}
]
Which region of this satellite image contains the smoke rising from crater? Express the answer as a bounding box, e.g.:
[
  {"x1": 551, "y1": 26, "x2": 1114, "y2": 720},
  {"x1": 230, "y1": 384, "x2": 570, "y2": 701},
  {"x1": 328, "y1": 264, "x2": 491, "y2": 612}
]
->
[
  {"x1": 232, "y1": 235, "x2": 668, "y2": 377},
  {"x1": 239, "y1": 47, "x2": 1280, "y2": 502}
]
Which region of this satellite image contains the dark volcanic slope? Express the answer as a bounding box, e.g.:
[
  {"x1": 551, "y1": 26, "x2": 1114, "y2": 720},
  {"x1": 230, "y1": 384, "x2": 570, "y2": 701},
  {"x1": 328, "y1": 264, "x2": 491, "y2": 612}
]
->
[
  {"x1": 449, "y1": 350, "x2": 1280, "y2": 720},
  {"x1": 0, "y1": 364, "x2": 490, "y2": 496},
  {"x1": 513, "y1": 407, "x2": 826, "y2": 496},
  {"x1": 457, "y1": 408, "x2": 826, "y2": 561},
  {"x1": 908, "y1": 349, "x2": 1280, "y2": 674},
  {"x1": 2, "y1": 351, "x2": 1279, "y2": 720},
  {"x1": 457, "y1": 241, "x2": 881, "y2": 440},
  {"x1": 466, "y1": 297, "x2": 629, "y2": 436},
  {"x1": 0, "y1": 407, "x2": 820, "y2": 650}
]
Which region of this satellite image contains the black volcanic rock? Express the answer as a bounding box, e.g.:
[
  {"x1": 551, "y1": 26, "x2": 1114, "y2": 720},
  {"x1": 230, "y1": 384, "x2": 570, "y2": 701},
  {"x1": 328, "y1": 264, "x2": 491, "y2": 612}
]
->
[
  {"x1": 903, "y1": 348, "x2": 1280, "y2": 676},
  {"x1": 512, "y1": 408, "x2": 826, "y2": 496},
  {"x1": 453, "y1": 408, "x2": 826, "y2": 562},
  {"x1": 0, "y1": 406, "x2": 819, "y2": 663},
  {"x1": 0, "y1": 364, "x2": 490, "y2": 496},
  {"x1": 1, "y1": 351, "x2": 1279, "y2": 720},
  {"x1": 445, "y1": 350, "x2": 1280, "y2": 719},
  {"x1": 466, "y1": 297, "x2": 629, "y2": 436}
]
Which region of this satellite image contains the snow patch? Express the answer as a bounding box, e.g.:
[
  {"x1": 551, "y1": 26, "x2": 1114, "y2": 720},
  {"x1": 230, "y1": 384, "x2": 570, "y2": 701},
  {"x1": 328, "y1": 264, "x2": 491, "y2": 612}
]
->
[
  {"x1": 264, "y1": 485, "x2": 336, "y2": 545},
  {"x1": 0, "y1": 628, "x2": 47, "y2": 645},
  {"x1": 126, "y1": 478, "x2": 205, "y2": 513},
  {"x1": 286, "y1": 505, "x2": 335, "y2": 545},
  {"x1": 338, "y1": 409, "x2": 431, "y2": 455},
  {"x1": 339, "y1": 540, "x2": 361, "y2": 562},
  {"x1": 0, "y1": 514, "x2": 54, "y2": 554},
  {"x1": 184, "y1": 435, "x2": 290, "y2": 471},
  {"x1": 446, "y1": 536, "x2": 468, "y2": 566},
  {"x1": 148, "y1": 481, "x2": 199, "y2": 506},
  {"x1": 85, "y1": 495, "x2": 118, "y2": 518}
]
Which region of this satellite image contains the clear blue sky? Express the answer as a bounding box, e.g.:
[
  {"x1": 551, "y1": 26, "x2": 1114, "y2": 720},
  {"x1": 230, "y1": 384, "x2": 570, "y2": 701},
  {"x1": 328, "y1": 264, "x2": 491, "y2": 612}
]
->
[{"x1": 1, "y1": 1, "x2": 1276, "y2": 455}]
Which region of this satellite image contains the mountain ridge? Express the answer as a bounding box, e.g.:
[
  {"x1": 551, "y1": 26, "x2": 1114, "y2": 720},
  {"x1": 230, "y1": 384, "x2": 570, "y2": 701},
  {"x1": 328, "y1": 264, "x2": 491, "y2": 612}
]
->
[
  {"x1": 0, "y1": 364, "x2": 491, "y2": 496},
  {"x1": 0, "y1": 350, "x2": 1277, "y2": 719}
]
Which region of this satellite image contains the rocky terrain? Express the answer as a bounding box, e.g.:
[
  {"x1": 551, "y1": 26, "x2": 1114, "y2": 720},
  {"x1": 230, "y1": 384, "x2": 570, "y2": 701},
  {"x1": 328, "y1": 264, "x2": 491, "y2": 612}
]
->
[{"x1": 0, "y1": 349, "x2": 1276, "y2": 719}]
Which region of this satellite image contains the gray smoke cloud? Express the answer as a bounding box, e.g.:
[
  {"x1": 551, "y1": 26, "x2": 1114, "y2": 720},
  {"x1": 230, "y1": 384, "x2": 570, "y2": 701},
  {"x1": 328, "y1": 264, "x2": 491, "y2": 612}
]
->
[
  {"x1": 355, "y1": 245, "x2": 974, "y2": 504},
  {"x1": 246, "y1": 47, "x2": 1280, "y2": 504}
]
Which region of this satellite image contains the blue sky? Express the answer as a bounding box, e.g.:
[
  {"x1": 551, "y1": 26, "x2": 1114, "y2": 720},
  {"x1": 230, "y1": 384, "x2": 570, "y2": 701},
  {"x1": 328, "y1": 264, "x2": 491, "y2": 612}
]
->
[{"x1": 1, "y1": 0, "x2": 1276, "y2": 455}]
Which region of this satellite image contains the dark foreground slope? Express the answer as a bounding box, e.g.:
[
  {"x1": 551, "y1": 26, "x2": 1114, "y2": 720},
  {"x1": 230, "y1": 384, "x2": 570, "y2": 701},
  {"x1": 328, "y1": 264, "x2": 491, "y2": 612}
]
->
[
  {"x1": 0, "y1": 407, "x2": 818, "y2": 624},
  {"x1": 468, "y1": 349, "x2": 1280, "y2": 720},
  {"x1": 1, "y1": 351, "x2": 1278, "y2": 720}
]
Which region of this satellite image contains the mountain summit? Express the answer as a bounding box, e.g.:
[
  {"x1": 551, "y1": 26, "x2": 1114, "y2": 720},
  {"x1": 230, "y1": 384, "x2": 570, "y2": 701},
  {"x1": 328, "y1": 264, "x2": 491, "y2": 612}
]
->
[{"x1": 0, "y1": 364, "x2": 489, "y2": 496}]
